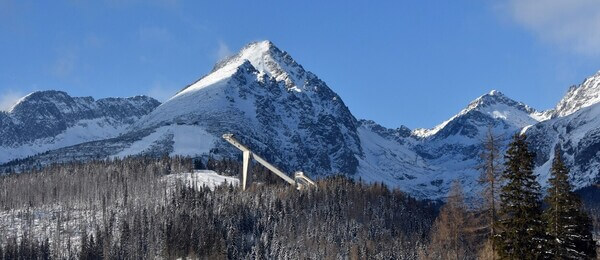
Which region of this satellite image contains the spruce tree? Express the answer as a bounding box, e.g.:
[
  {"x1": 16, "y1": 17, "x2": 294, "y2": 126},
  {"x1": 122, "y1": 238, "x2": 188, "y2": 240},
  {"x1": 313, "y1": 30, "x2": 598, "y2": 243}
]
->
[
  {"x1": 543, "y1": 147, "x2": 596, "y2": 259},
  {"x1": 496, "y1": 134, "x2": 546, "y2": 259}
]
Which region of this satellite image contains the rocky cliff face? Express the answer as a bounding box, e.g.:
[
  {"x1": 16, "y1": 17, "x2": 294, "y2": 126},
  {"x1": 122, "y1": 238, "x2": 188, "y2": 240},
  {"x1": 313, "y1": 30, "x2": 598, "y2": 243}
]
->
[
  {"x1": 357, "y1": 90, "x2": 547, "y2": 198},
  {"x1": 526, "y1": 102, "x2": 600, "y2": 188},
  {"x1": 129, "y1": 41, "x2": 362, "y2": 176},
  {"x1": 553, "y1": 71, "x2": 600, "y2": 118},
  {"x1": 0, "y1": 90, "x2": 160, "y2": 163}
]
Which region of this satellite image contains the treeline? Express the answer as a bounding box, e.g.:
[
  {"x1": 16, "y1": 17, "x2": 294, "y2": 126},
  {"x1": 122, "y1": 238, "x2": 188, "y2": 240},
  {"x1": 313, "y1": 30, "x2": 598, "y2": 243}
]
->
[
  {"x1": 0, "y1": 156, "x2": 436, "y2": 259},
  {"x1": 0, "y1": 135, "x2": 598, "y2": 259},
  {"x1": 421, "y1": 133, "x2": 598, "y2": 259}
]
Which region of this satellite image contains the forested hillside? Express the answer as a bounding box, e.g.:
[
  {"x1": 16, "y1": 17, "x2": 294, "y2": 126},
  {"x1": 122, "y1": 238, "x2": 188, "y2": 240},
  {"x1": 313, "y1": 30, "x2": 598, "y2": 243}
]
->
[{"x1": 0, "y1": 157, "x2": 436, "y2": 259}]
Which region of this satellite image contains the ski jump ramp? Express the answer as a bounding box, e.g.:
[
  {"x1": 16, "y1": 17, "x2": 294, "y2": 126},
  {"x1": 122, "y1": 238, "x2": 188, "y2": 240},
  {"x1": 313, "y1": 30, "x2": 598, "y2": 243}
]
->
[{"x1": 222, "y1": 133, "x2": 316, "y2": 190}]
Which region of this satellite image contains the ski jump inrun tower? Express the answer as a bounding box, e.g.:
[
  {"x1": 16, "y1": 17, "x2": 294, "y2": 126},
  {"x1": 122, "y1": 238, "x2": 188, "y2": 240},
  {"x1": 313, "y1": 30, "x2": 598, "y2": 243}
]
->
[{"x1": 222, "y1": 134, "x2": 316, "y2": 190}]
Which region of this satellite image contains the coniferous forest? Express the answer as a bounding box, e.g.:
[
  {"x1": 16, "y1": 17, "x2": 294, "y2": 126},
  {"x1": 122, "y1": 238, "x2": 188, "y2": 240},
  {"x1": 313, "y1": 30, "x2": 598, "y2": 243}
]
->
[
  {"x1": 0, "y1": 157, "x2": 435, "y2": 259},
  {"x1": 0, "y1": 135, "x2": 598, "y2": 259}
]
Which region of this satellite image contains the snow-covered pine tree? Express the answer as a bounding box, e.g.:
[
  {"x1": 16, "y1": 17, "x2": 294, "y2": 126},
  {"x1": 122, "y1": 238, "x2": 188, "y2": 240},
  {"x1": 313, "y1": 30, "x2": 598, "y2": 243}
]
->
[
  {"x1": 496, "y1": 134, "x2": 546, "y2": 259},
  {"x1": 543, "y1": 147, "x2": 596, "y2": 259}
]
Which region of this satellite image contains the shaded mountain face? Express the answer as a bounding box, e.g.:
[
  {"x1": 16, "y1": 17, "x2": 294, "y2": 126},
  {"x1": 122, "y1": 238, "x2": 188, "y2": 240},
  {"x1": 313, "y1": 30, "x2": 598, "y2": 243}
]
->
[
  {"x1": 357, "y1": 90, "x2": 547, "y2": 198},
  {"x1": 2, "y1": 42, "x2": 600, "y2": 200},
  {"x1": 9, "y1": 41, "x2": 361, "y2": 176},
  {"x1": 415, "y1": 91, "x2": 542, "y2": 174},
  {"x1": 0, "y1": 91, "x2": 160, "y2": 163},
  {"x1": 359, "y1": 76, "x2": 600, "y2": 198},
  {"x1": 526, "y1": 103, "x2": 600, "y2": 188},
  {"x1": 129, "y1": 41, "x2": 362, "y2": 176}
]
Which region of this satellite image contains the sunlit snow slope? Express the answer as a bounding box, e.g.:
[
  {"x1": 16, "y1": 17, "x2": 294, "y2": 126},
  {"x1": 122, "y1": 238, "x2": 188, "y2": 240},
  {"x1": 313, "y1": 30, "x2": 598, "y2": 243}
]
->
[{"x1": 0, "y1": 91, "x2": 160, "y2": 163}]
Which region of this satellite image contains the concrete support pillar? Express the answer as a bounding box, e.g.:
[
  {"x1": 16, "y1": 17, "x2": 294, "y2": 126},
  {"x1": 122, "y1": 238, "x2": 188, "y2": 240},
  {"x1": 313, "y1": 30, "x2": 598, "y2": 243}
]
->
[{"x1": 242, "y1": 151, "x2": 251, "y2": 190}]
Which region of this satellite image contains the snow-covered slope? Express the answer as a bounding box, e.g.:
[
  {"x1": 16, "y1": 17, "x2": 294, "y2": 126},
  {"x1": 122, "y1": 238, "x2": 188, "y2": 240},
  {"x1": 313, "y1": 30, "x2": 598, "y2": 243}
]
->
[
  {"x1": 124, "y1": 41, "x2": 361, "y2": 176},
  {"x1": 358, "y1": 73, "x2": 600, "y2": 198},
  {"x1": 413, "y1": 90, "x2": 543, "y2": 139},
  {"x1": 357, "y1": 91, "x2": 548, "y2": 199},
  {"x1": 0, "y1": 91, "x2": 160, "y2": 163},
  {"x1": 162, "y1": 170, "x2": 239, "y2": 191},
  {"x1": 10, "y1": 41, "x2": 361, "y2": 177},
  {"x1": 553, "y1": 71, "x2": 600, "y2": 118},
  {"x1": 527, "y1": 102, "x2": 600, "y2": 188}
]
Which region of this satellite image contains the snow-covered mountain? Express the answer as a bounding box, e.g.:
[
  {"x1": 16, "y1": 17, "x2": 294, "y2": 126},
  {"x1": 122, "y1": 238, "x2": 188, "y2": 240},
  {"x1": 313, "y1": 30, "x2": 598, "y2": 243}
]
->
[
  {"x1": 412, "y1": 90, "x2": 546, "y2": 139},
  {"x1": 357, "y1": 90, "x2": 549, "y2": 198},
  {"x1": 2, "y1": 41, "x2": 362, "y2": 177},
  {"x1": 553, "y1": 71, "x2": 600, "y2": 118},
  {"x1": 2, "y1": 41, "x2": 600, "y2": 200},
  {"x1": 527, "y1": 102, "x2": 600, "y2": 188},
  {"x1": 120, "y1": 41, "x2": 362, "y2": 176},
  {"x1": 0, "y1": 91, "x2": 160, "y2": 163}
]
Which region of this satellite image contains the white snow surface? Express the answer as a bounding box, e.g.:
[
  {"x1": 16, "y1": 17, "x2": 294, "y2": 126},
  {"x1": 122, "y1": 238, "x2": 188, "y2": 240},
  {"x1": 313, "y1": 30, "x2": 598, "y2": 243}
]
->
[
  {"x1": 554, "y1": 71, "x2": 600, "y2": 117},
  {"x1": 412, "y1": 90, "x2": 543, "y2": 138},
  {"x1": 0, "y1": 117, "x2": 133, "y2": 163},
  {"x1": 357, "y1": 124, "x2": 483, "y2": 200},
  {"x1": 114, "y1": 125, "x2": 216, "y2": 158},
  {"x1": 129, "y1": 40, "x2": 361, "y2": 175},
  {"x1": 162, "y1": 170, "x2": 239, "y2": 190},
  {"x1": 530, "y1": 102, "x2": 600, "y2": 188},
  {"x1": 137, "y1": 40, "x2": 308, "y2": 129}
]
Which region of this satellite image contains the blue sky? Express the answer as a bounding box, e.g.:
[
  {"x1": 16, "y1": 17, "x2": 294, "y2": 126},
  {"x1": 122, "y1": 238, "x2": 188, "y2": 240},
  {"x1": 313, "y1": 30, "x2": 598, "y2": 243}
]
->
[{"x1": 1, "y1": 0, "x2": 600, "y2": 129}]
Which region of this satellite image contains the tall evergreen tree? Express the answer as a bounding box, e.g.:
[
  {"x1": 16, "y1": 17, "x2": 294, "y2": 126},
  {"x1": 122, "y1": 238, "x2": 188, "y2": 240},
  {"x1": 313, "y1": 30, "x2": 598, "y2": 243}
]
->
[
  {"x1": 496, "y1": 134, "x2": 546, "y2": 259},
  {"x1": 543, "y1": 147, "x2": 596, "y2": 259}
]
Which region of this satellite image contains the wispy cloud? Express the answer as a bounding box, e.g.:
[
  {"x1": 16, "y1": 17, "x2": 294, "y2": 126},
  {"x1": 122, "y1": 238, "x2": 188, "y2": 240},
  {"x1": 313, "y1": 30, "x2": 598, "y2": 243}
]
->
[
  {"x1": 146, "y1": 81, "x2": 179, "y2": 102},
  {"x1": 502, "y1": 0, "x2": 600, "y2": 56},
  {"x1": 216, "y1": 40, "x2": 233, "y2": 61},
  {"x1": 138, "y1": 26, "x2": 172, "y2": 43},
  {"x1": 51, "y1": 51, "x2": 78, "y2": 78},
  {"x1": 0, "y1": 90, "x2": 25, "y2": 111}
]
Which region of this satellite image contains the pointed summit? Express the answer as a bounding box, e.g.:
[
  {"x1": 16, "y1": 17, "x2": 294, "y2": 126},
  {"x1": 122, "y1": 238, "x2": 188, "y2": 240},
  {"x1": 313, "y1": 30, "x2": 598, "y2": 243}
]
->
[
  {"x1": 212, "y1": 40, "x2": 276, "y2": 70},
  {"x1": 488, "y1": 89, "x2": 501, "y2": 96},
  {"x1": 413, "y1": 90, "x2": 542, "y2": 138},
  {"x1": 465, "y1": 90, "x2": 535, "y2": 115},
  {"x1": 132, "y1": 40, "x2": 361, "y2": 176},
  {"x1": 178, "y1": 40, "x2": 308, "y2": 97},
  {"x1": 217, "y1": 40, "x2": 307, "y2": 90}
]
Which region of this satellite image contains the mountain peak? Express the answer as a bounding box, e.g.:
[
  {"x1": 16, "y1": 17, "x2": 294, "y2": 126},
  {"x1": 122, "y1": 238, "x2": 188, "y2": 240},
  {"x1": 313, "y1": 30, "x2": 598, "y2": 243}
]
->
[
  {"x1": 488, "y1": 89, "x2": 501, "y2": 96},
  {"x1": 9, "y1": 90, "x2": 76, "y2": 113},
  {"x1": 239, "y1": 40, "x2": 276, "y2": 56},
  {"x1": 553, "y1": 71, "x2": 600, "y2": 117},
  {"x1": 413, "y1": 90, "x2": 541, "y2": 138},
  {"x1": 213, "y1": 40, "x2": 287, "y2": 72},
  {"x1": 180, "y1": 40, "x2": 308, "y2": 97},
  {"x1": 465, "y1": 90, "x2": 534, "y2": 114}
]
